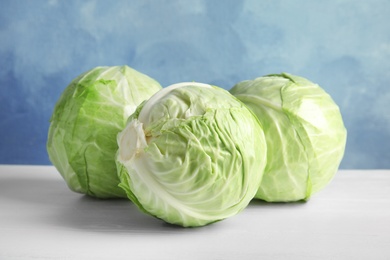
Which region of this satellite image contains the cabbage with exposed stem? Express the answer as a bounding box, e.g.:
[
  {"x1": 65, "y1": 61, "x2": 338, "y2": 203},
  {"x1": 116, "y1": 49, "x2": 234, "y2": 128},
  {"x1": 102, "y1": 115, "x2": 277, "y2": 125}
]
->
[
  {"x1": 116, "y1": 82, "x2": 267, "y2": 227},
  {"x1": 47, "y1": 65, "x2": 162, "y2": 198},
  {"x1": 230, "y1": 73, "x2": 347, "y2": 202}
]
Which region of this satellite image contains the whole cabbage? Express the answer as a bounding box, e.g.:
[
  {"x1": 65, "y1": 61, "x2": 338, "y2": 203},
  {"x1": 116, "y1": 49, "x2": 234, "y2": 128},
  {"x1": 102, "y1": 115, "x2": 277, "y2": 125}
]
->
[
  {"x1": 47, "y1": 65, "x2": 162, "y2": 198},
  {"x1": 230, "y1": 73, "x2": 347, "y2": 202},
  {"x1": 116, "y1": 82, "x2": 267, "y2": 227}
]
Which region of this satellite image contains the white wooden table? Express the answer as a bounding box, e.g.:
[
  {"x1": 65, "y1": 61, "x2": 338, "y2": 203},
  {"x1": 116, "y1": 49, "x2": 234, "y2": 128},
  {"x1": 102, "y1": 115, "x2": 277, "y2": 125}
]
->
[{"x1": 0, "y1": 165, "x2": 389, "y2": 259}]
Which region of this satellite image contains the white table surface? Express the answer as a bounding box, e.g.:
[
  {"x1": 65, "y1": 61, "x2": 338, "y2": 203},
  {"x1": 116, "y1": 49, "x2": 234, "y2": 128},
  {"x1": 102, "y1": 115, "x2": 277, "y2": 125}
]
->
[{"x1": 0, "y1": 165, "x2": 389, "y2": 260}]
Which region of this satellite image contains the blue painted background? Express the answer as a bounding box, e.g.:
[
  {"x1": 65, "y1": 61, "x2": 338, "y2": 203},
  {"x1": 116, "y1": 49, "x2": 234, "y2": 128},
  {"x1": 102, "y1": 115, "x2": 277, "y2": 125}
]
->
[{"x1": 0, "y1": 0, "x2": 389, "y2": 168}]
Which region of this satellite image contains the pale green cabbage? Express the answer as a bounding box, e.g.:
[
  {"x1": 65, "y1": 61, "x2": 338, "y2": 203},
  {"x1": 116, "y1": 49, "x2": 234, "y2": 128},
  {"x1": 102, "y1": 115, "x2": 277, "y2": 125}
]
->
[
  {"x1": 116, "y1": 82, "x2": 267, "y2": 227},
  {"x1": 230, "y1": 73, "x2": 347, "y2": 202},
  {"x1": 47, "y1": 65, "x2": 162, "y2": 198}
]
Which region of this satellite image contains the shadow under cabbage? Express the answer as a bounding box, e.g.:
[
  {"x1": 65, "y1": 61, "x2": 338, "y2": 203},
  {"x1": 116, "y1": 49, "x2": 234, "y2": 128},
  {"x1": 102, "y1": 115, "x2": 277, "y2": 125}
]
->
[
  {"x1": 0, "y1": 175, "x2": 219, "y2": 233},
  {"x1": 248, "y1": 199, "x2": 308, "y2": 207}
]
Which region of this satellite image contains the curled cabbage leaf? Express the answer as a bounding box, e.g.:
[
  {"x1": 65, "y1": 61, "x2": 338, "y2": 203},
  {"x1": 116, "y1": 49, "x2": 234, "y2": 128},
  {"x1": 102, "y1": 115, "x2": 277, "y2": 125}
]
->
[
  {"x1": 230, "y1": 73, "x2": 347, "y2": 202},
  {"x1": 47, "y1": 65, "x2": 162, "y2": 198},
  {"x1": 116, "y1": 82, "x2": 267, "y2": 227}
]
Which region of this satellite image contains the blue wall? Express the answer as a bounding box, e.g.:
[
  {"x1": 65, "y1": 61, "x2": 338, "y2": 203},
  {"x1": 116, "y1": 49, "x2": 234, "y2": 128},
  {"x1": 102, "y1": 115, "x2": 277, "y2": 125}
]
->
[{"x1": 1, "y1": 0, "x2": 389, "y2": 168}]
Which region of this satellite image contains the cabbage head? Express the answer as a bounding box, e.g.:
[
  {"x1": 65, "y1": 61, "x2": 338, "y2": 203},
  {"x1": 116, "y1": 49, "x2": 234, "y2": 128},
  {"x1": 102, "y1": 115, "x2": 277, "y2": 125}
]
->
[
  {"x1": 116, "y1": 82, "x2": 267, "y2": 227},
  {"x1": 47, "y1": 65, "x2": 162, "y2": 198},
  {"x1": 230, "y1": 73, "x2": 347, "y2": 202}
]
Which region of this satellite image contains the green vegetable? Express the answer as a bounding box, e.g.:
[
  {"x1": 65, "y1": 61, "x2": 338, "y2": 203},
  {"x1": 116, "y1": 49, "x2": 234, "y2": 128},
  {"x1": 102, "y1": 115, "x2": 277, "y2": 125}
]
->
[
  {"x1": 116, "y1": 82, "x2": 267, "y2": 227},
  {"x1": 47, "y1": 65, "x2": 162, "y2": 198},
  {"x1": 230, "y1": 73, "x2": 347, "y2": 202}
]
